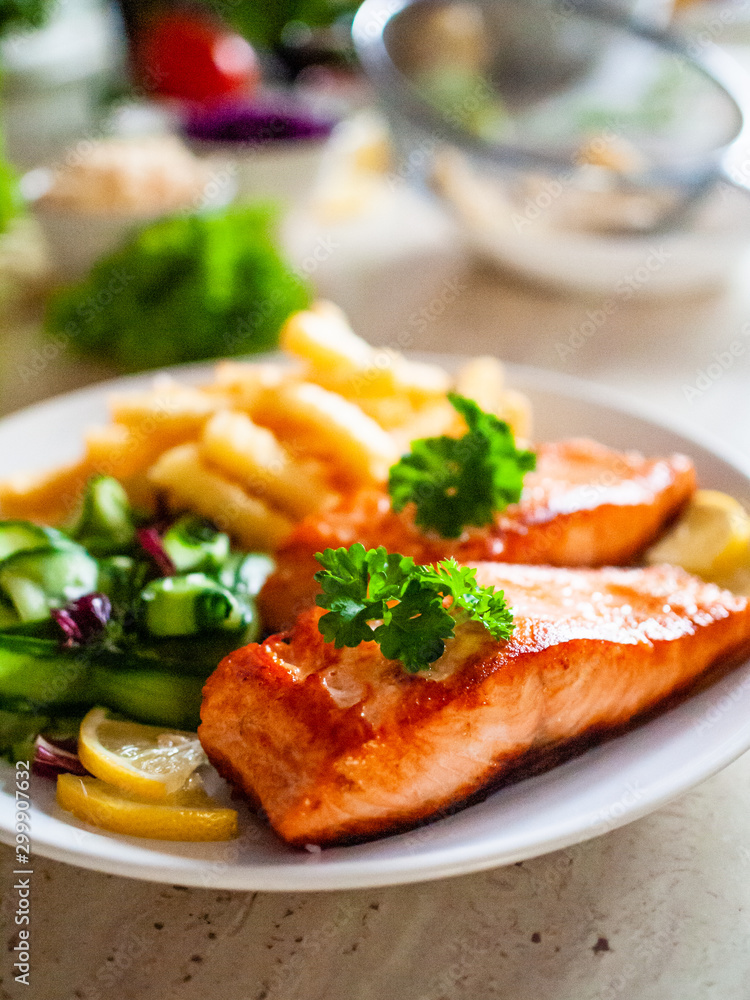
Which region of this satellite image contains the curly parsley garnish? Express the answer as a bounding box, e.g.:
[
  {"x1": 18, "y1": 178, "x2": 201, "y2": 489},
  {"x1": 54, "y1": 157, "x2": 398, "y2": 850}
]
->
[
  {"x1": 314, "y1": 544, "x2": 514, "y2": 673},
  {"x1": 388, "y1": 393, "x2": 536, "y2": 539}
]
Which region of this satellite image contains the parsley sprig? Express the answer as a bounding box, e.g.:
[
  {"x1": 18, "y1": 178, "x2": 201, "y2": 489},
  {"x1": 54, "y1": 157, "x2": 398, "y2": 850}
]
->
[
  {"x1": 388, "y1": 393, "x2": 537, "y2": 539},
  {"x1": 314, "y1": 544, "x2": 514, "y2": 673}
]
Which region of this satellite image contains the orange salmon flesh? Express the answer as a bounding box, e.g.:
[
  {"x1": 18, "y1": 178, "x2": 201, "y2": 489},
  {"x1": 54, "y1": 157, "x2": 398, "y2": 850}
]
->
[
  {"x1": 200, "y1": 562, "x2": 750, "y2": 847},
  {"x1": 258, "y1": 438, "x2": 696, "y2": 633}
]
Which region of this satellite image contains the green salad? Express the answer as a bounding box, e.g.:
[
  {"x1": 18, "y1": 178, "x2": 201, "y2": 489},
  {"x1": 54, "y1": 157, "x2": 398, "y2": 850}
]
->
[{"x1": 0, "y1": 475, "x2": 273, "y2": 761}]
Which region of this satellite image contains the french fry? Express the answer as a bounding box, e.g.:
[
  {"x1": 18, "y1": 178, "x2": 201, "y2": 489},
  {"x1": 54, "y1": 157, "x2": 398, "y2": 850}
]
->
[
  {"x1": 389, "y1": 399, "x2": 463, "y2": 454},
  {"x1": 330, "y1": 351, "x2": 452, "y2": 428},
  {"x1": 148, "y1": 443, "x2": 292, "y2": 551},
  {"x1": 84, "y1": 422, "x2": 196, "y2": 481},
  {"x1": 327, "y1": 349, "x2": 450, "y2": 408},
  {"x1": 0, "y1": 459, "x2": 95, "y2": 524},
  {"x1": 205, "y1": 361, "x2": 290, "y2": 412},
  {"x1": 281, "y1": 301, "x2": 372, "y2": 375},
  {"x1": 455, "y1": 356, "x2": 532, "y2": 441},
  {"x1": 109, "y1": 378, "x2": 224, "y2": 435},
  {"x1": 499, "y1": 388, "x2": 533, "y2": 443},
  {"x1": 118, "y1": 473, "x2": 159, "y2": 515},
  {"x1": 353, "y1": 394, "x2": 417, "y2": 431},
  {"x1": 454, "y1": 356, "x2": 506, "y2": 411},
  {"x1": 0, "y1": 299, "x2": 535, "y2": 544},
  {"x1": 201, "y1": 411, "x2": 333, "y2": 519},
  {"x1": 0, "y1": 412, "x2": 200, "y2": 523},
  {"x1": 390, "y1": 356, "x2": 453, "y2": 403},
  {"x1": 254, "y1": 381, "x2": 400, "y2": 485},
  {"x1": 281, "y1": 303, "x2": 451, "y2": 414}
]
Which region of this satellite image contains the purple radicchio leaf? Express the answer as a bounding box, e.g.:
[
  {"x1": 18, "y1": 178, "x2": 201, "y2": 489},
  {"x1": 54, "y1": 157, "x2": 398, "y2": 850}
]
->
[
  {"x1": 137, "y1": 527, "x2": 176, "y2": 577},
  {"x1": 52, "y1": 593, "x2": 111, "y2": 647},
  {"x1": 32, "y1": 736, "x2": 88, "y2": 779},
  {"x1": 183, "y1": 98, "x2": 335, "y2": 145}
]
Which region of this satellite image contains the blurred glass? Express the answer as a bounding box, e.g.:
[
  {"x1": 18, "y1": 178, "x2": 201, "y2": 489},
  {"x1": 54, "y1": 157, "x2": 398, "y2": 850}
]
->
[
  {"x1": 0, "y1": 0, "x2": 124, "y2": 168},
  {"x1": 354, "y1": 0, "x2": 750, "y2": 295},
  {"x1": 381, "y1": 0, "x2": 742, "y2": 179}
]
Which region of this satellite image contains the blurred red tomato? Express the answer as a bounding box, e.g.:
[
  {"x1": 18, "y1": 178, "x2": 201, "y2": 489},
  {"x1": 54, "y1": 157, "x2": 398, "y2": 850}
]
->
[{"x1": 138, "y1": 12, "x2": 261, "y2": 102}]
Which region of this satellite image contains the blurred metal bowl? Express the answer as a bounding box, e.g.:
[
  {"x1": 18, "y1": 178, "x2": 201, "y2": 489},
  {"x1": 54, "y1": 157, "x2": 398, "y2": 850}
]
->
[{"x1": 353, "y1": 0, "x2": 750, "y2": 295}]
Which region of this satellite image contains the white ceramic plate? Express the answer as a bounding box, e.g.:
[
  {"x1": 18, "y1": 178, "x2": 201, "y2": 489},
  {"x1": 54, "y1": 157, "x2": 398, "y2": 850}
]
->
[{"x1": 1, "y1": 362, "x2": 750, "y2": 891}]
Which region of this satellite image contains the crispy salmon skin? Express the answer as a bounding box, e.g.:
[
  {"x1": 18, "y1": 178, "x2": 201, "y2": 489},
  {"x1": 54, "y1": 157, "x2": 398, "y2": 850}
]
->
[
  {"x1": 259, "y1": 438, "x2": 696, "y2": 632},
  {"x1": 200, "y1": 562, "x2": 750, "y2": 847}
]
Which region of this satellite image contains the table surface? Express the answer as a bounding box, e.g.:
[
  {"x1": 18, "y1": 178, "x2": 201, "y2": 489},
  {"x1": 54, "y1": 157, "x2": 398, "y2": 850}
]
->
[{"x1": 2, "y1": 184, "x2": 750, "y2": 1000}]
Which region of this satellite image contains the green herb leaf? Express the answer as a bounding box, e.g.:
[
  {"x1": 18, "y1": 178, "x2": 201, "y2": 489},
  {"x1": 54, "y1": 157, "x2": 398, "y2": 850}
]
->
[
  {"x1": 314, "y1": 545, "x2": 514, "y2": 673},
  {"x1": 372, "y1": 580, "x2": 454, "y2": 673},
  {"x1": 417, "y1": 558, "x2": 515, "y2": 641},
  {"x1": 388, "y1": 393, "x2": 536, "y2": 539}
]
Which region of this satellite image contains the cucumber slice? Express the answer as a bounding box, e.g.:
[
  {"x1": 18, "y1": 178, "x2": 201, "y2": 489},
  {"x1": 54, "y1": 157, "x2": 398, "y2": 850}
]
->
[
  {"x1": 68, "y1": 476, "x2": 136, "y2": 556},
  {"x1": 0, "y1": 635, "x2": 202, "y2": 730},
  {"x1": 0, "y1": 601, "x2": 19, "y2": 630},
  {"x1": 97, "y1": 555, "x2": 148, "y2": 605},
  {"x1": 0, "y1": 545, "x2": 99, "y2": 622},
  {"x1": 90, "y1": 664, "x2": 203, "y2": 730},
  {"x1": 139, "y1": 573, "x2": 248, "y2": 637},
  {"x1": 0, "y1": 708, "x2": 50, "y2": 764},
  {"x1": 0, "y1": 520, "x2": 74, "y2": 560},
  {"x1": 3, "y1": 577, "x2": 49, "y2": 623},
  {"x1": 162, "y1": 516, "x2": 231, "y2": 574},
  {"x1": 220, "y1": 552, "x2": 274, "y2": 597},
  {"x1": 132, "y1": 631, "x2": 255, "y2": 675},
  {"x1": 0, "y1": 634, "x2": 92, "y2": 706}
]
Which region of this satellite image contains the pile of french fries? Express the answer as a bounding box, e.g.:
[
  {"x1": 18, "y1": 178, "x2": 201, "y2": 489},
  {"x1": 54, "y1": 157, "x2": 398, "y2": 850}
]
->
[{"x1": 0, "y1": 302, "x2": 532, "y2": 550}]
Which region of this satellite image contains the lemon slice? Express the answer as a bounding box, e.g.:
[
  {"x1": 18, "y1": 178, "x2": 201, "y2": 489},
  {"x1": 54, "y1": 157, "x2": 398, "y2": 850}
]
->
[
  {"x1": 646, "y1": 489, "x2": 750, "y2": 581},
  {"x1": 77, "y1": 707, "x2": 207, "y2": 801},
  {"x1": 56, "y1": 773, "x2": 238, "y2": 841}
]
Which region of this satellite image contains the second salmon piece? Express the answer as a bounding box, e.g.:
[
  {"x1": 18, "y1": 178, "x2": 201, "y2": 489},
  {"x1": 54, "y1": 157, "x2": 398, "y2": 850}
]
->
[
  {"x1": 201, "y1": 562, "x2": 749, "y2": 847},
  {"x1": 259, "y1": 438, "x2": 696, "y2": 632}
]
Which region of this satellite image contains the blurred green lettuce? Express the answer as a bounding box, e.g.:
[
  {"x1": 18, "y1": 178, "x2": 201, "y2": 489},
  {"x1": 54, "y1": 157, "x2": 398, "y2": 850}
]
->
[
  {"x1": 0, "y1": 0, "x2": 53, "y2": 37},
  {"x1": 203, "y1": 0, "x2": 359, "y2": 50},
  {"x1": 45, "y1": 203, "x2": 311, "y2": 373}
]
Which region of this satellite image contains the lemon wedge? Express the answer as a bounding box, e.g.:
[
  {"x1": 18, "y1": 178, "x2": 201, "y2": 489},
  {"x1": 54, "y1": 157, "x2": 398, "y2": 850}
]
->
[
  {"x1": 646, "y1": 489, "x2": 750, "y2": 582},
  {"x1": 77, "y1": 707, "x2": 207, "y2": 801},
  {"x1": 56, "y1": 773, "x2": 238, "y2": 841}
]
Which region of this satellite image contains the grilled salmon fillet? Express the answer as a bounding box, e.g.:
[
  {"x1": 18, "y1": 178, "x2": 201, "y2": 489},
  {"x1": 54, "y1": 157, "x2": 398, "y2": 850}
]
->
[
  {"x1": 259, "y1": 439, "x2": 696, "y2": 632},
  {"x1": 200, "y1": 562, "x2": 750, "y2": 847}
]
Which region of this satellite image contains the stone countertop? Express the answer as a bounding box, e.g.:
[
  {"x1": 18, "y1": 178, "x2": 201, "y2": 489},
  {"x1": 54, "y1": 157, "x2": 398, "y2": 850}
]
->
[
  {"x1": 3, "y1": 753, "x2": 750, "y2": 1000},
  {"x1": 2, "y1": 192, "x2": 750, "y2": 1000}
]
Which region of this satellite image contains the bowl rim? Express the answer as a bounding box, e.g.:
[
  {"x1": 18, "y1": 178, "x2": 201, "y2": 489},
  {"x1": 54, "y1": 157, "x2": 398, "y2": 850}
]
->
[{"x1": 351, "y1": 0, "x2": 750, "y2": 190}]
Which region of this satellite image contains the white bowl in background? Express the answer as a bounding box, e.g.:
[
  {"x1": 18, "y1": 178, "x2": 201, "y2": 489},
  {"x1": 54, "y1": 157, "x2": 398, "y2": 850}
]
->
[
  {"x1": 24, "y1": 163, "x2": 237, "y2": 284},
  {"x1": 188, "y1": 138, "x2": 329, "y2": 210},
  {"x1": 432, "y1": 148, "x2": 750, "y2": 297}
]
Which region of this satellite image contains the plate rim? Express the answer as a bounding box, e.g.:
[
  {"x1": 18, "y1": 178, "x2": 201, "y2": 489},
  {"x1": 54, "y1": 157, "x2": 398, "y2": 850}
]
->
[
  {"x1": 1, "y1": 357, "x2": 749, "y2": 891},
  {"x1": 3, "y1": 355, "x2": 749, "y2": 481}
]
